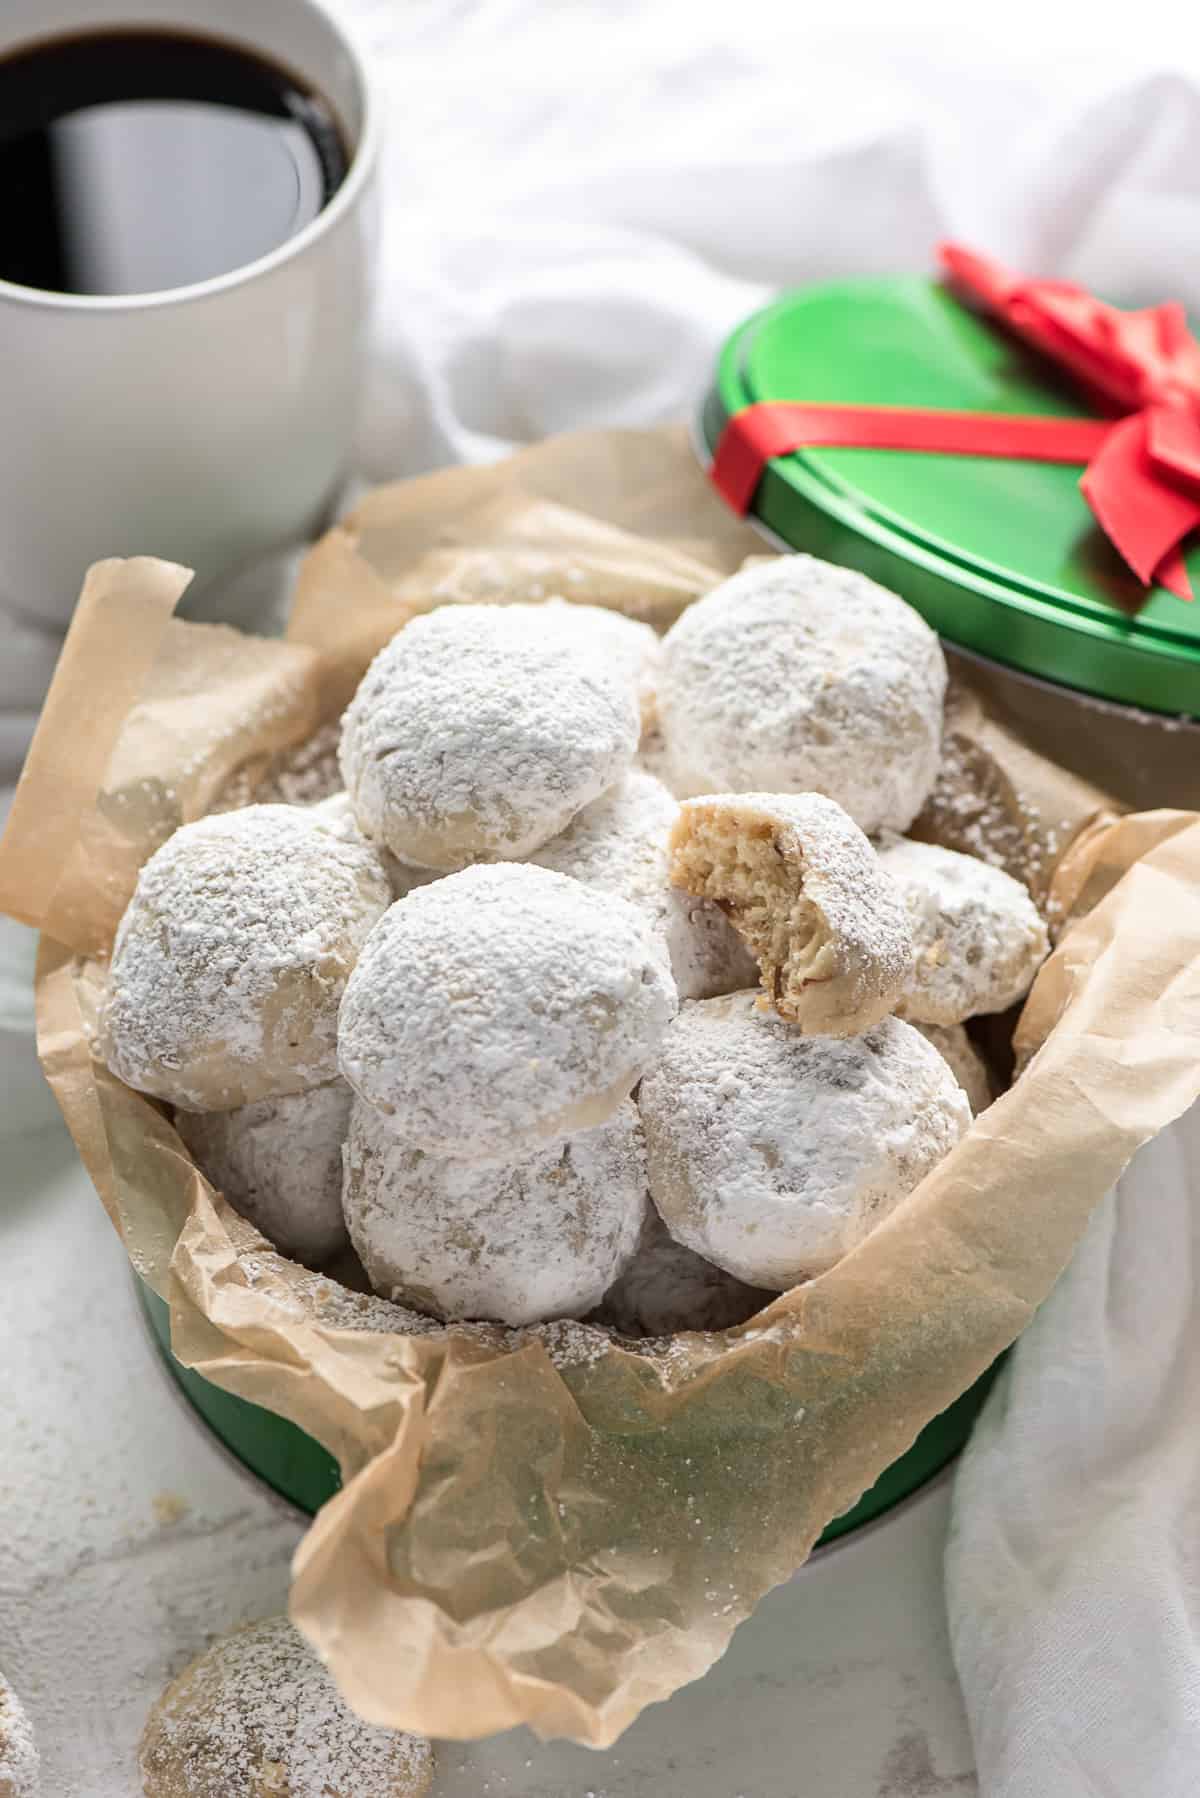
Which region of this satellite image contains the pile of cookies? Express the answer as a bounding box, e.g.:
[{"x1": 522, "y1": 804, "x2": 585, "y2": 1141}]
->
[{"x1": 100, "y1": 556, "x2": 1049, "y2": 1337}]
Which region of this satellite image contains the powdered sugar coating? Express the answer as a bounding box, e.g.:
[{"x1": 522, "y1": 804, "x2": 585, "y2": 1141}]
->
[
  {"x1": 344, "y1": 1097, "x2": 648, "y2": 1326},
  {"x1": 639, "y1": 994, "x2": 970, "y2": 1287},
  {"x1": 177, "y1": 1081, "x2": 352, "y2": 1266},
  {"x1": 877, "y1": 834, "x2": 1049, "y2": 1025},
  {"x1": 517, "y1": 597, "x2": 663, "y2": 724},
  {"x1": 338, "y1": 864, "x2": 677, "y2": 1160},
  {"x1": 102, "y1": 806, "x2": 391, "y2": 1112},
  {"x1": 311, "y1": 792, "x2": 440, "y2": 901},
  {"x1": 669, "y1": 792, "x2": 914, "y2": 1033},
  {"x1": 530, "y1": 768, "x2": 756, "y2": 1001},
  {"x1": 596, "y1": 1206, "x2": 775, "y2": 1338},
  {"x1": 912, "y1": 1022, "x2": 994, "y2": 1115},
  {"x1": 658, "y1": 556, "x2": 947, "y2": 835},
  {"x1": 338, "y1": 603, "x2": 640, "y2": 871},
  {"x1": 139, "y1": 1616, "x2": 433, "y2": 1798},
  {"x1": 0, "y1": 1672, "x2": 39, "y2": 1798}
]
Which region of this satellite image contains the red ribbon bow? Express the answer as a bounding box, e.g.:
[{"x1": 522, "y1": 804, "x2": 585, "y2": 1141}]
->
[{"x1": 710, "y1": 242, "x2": 1200, "y2": 601}]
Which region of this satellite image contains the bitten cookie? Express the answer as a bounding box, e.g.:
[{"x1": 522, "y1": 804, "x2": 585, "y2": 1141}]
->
[
  {"x1": 596, "y1": 1206, "x2": 775, "y2": 1338},
  {"x1": 338, "y1": 603, "x2": 639, "y2": 870},
  {"x1": 657, "y1": 555, "x2": 946, "y2": 834},
  {"x1": 669, "y1": 792, "x2": 913, "y2": 1033},
  {"x1": 139, "y1": 1617, "x2": 433, "y2": 1798},
  {"x1": 639, "y1": 994, "x2": 970, "y2": 1288},
  {"x1": 530, "y1": 767, "x2": 756, "y2": 1002},
  {"x1": 177, "y1": 1080, "x2": 352, "y2": 1266},
  {"x1": 343, "y1": 1098, "x2": 648, "y2": 1326},
  {"x1": 338, "y1": 863, "x2": 677, "y2": 1161},
  {"x1": 877, "y1": 834, "x2": 1049, "y2": 1025},
  {"x1": 101, "y1": 806, "x2": 391, "y2": 1112}
]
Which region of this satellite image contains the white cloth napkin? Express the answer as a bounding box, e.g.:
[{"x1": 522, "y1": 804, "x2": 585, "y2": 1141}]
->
[
  {"x1": 6, "y1": 6, "x2": 1200, "y2": 1784},
  {"x1": 946, "y1": 1112, "x2": 1200, "y2": 1798}
]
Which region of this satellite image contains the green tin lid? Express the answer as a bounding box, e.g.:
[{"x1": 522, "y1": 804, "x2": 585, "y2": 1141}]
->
[{"x1": 702, "y1": 276, "x2": 1200, "y2": 716}]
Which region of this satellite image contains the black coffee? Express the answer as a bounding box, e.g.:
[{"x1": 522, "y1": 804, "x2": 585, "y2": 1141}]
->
[{"x1": 0, "y1": 29, "x2": 349, "y2": 296}]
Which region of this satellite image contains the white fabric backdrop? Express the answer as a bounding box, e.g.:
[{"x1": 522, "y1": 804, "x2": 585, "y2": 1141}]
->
[{"x1": 5, "y1": 4, "x2": 1200, "y2": 1786}]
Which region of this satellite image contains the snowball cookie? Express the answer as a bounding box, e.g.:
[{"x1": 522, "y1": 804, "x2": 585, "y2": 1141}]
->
[
  {"x1": 530, "y1": 767, "x2": 756, "y2": 1002},
  {"x1": 338, "y1": 603, "x2": 640, "y2": 871},
  {"x1": 640, "y1": 994, "x2": 970, "y2": 1288},
  {"x1": 0, "y1": 1671, "x2": 39, "y2": 1798},
  {"x1": 139, "y1": 1616, "x2": 433, "y2": 1798},
  {"x1": 669, "y1": 792, "x2": 913, "y2": 1033},
  {"x1": 877, "y1": 834, "x2": 1050, "y2": 1025},
  {"x1": 598, "y1": 1205, "x2": 775, "y2": 1338},
  {"x1": 338, "y1": 863, "x2": 677, "y2": 1161},
  {"x1": 658, "y1": 555, "x2": 947, "y2": 834},
  {"x1": 177, "y1": 1081, "x2": 352, "y2": 1266},
  {"x1": 344, "y1": 1097, "x2": 647, "y2": 1326},
  {"x1": 912, "y1": 1022, "x2": 994, "y2": 1116},
  {"x1": 102, "y1": 806, "x2": 391, "y2": 1112},
  {"x1": 311, "y1": 792, "x2": 440, "y2": 901}
]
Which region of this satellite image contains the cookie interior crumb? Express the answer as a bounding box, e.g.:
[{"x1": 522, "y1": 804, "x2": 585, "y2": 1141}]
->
[{"x1": 670, "y1": 804, "x2": 834, "y2": 1019}]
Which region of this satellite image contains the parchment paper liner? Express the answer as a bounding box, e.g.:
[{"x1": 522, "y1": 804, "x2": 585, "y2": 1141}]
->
[{"x1": 5, "y1": 429, "x2": 1200, "y2": 1750}]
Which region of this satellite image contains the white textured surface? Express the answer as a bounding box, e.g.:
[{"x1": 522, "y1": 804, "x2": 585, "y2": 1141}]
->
[
  {"x1": 338, "y1": 863, "x2": 677, "y2": 1160},
  {"x1": 657, "y1": 559, "x2": 947, "y2": 836},
  {"x1": 640, "y1": 995, "x2": 970, "y2": 1287},
  {"x1": 1, "y1": 1115, "x2": 976, "y2": 1798},
  {"x1": 338, "y1": 605, "x2": 639, "y2": 870},
  {"x1": 343, "y1": 1097, "x2": 647, "y2": 1325}
]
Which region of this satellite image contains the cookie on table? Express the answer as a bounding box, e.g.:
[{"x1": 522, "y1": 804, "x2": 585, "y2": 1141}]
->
[
  {"x1": 911, "y1": 1021, "x2": 994, "y2": 1116},
  {"x1": 139, "y1": 1616, "x2": 433, "y2": 1798},
  {"x1": 657, "y1": 555, "x2": 946, "y2": 836},
  {"x1": 530, "y1": 767, "x2": 756, "y2": 1002},
  {"x1": 639, "y1": 994, "x2": 970, "y2": 1289},
  {"x1": 177, "y1": 1080, "x2": 352, "y2": 1266},
  {"x1": 0, "y1": 1671, "x2": 39, "y2": 1798},
  {"x1": 338, "y1": 863, "x2": 677, "y2": 1163},
  {"x1": 596, "y1": 1206, "x2": 776, "y2": 1338},
  {"x1": 338, "y1": 602, "x2": 639, "y2": 871},
  {"x1": 669, "y1": 792, "x2": 913, "y2": 1034},
  {"x1": 877, "y1": 834, "x2": 1049, "y2": 1025},
  {"x1": 344, "y1": 1098, "x2": 648, "y2": 1327},
  {"x1": 101, "y1": 806, "x2": 390, "y2": 1112}
]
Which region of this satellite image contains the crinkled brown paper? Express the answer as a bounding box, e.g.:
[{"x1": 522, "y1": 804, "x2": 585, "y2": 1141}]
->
[{"x1": 4, "y1": 428, "x2": 1200, "y2": 1750}]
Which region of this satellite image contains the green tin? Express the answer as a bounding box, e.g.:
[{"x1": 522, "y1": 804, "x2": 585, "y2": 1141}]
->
[
  {"x1": 139, "y1": 1283, "x2": 1000, "y2": 1545},
  {"x1": 702, "y1": 276, "x2": 1200, "y2": 717}
]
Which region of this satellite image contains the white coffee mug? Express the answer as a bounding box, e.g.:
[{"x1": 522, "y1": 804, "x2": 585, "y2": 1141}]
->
[{"x1": 0, "y1": 0, "x2": 378, "y2": 628}]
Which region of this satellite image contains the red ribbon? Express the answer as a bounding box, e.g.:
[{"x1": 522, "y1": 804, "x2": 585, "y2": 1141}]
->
[{"x1": 710, "y1": 242, "x2": 1200, "y2": 601}]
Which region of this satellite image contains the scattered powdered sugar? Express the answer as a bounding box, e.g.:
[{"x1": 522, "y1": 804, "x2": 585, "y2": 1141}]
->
[
  {"x1": 101, "y1": 805, "x2": 391, "y2": 1111},
  {"x1": 237, "y1": 1249, "x2": 445, "y2": 1338},
  {"x1": 254, "y1": 720, "x2": 344, "y2": 807},
  {"x1": 596, "y1": 1206, "x2": 776, "y2": 1338},
  {"x1": 529, "y1": 767, "x2": 755, "y2": 1002},
  {"x1": 138, "y1": 1616, "x2": 433, "y2": 1798},
  {"x1": 338, "y1": 863, "x2": 678, "y2": 1161},
  {"x1": 669, "y1": 792, "x2": 914, "y2": 1034},
  {"x1": 0, "y1": 1672, "x2": 39, "y2": 1798},
  {"x1": 638, "y1": 994, "x2": 970, "y2": 1289},
  {"x1": 343, "y1": 1098, "x2": 648, "y2": 1326},
  {"x1": 878, "y1": 834, "x2": 1049, "y2": 1026},
  {"x1": 910, "y1": 716, "x2": 1056, "y2": 903},
  {"x1": 177, "y1": 1081, "x2": 353, "y2": 1267},
  {"x1": 657, "y1": 556, "x2": 947, "y2": 836},
  {"x1": 912, "y1": 1022, "x2": 995, "y2": 1116},
  {"x1": 338, "y1": 603, "x2": 640, "y2": 870}
]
